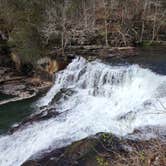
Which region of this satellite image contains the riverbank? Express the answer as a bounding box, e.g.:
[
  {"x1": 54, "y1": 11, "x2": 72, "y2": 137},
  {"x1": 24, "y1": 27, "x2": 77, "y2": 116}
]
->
[
  {"x1": 0, "y1": 67, "x2": 52, "y2": 106},
  {"x1": 1, "y1": 45, "x2": 166, "y2": 106}
]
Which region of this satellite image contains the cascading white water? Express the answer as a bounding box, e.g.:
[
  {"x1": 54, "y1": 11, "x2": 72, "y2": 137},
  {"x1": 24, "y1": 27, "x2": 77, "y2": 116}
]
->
[{"x1": 0, "y1": 57, "x2": 166, "y2": 166}]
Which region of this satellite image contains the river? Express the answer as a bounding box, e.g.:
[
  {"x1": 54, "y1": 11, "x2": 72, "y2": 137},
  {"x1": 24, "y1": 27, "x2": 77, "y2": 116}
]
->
[{"x1": 0, "y1": 46, "x2": 165, "y2": 166}]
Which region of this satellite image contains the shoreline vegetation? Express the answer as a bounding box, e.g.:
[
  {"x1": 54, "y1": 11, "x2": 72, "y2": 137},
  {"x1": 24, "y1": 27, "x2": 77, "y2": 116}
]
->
[{"x1": 0, "y1": 0, "x2": 165, "y2": 64}]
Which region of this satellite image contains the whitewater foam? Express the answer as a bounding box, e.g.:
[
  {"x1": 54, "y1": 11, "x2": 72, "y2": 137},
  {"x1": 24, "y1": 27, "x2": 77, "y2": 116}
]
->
[{"x1": 0, "y1": 57, "x2": 166, "y2": 166}]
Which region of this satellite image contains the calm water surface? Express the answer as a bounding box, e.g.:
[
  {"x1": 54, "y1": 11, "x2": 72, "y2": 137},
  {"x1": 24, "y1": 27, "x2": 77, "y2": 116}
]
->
[{"x1": 0, "y1": 96, "x2": 39, "y2": 134}]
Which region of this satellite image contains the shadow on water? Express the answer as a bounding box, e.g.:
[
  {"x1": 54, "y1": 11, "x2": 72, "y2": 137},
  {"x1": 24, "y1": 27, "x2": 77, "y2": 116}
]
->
[
  {"x1": 0, "y1": 93, "x2": 15, "y2": 101},
  {"x1": 0, "y1": 95, "x2": 41, "y2": 135},
  {"x1": 127, "y1": 46, "x2": 166, "y2": 75},
  {"x1": 106, "y1": 46, "x2": 166, "y2": 75}
]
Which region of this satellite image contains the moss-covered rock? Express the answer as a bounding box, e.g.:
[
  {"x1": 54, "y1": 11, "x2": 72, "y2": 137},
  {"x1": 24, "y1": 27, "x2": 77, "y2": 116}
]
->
[{"x1": 22, "y1": 131, "x2": 166, "y2": 166}]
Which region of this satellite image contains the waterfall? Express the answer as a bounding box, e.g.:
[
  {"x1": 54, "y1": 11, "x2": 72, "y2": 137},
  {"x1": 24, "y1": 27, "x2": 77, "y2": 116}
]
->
[{"x1": 0, "y1": 57, "x2": 166, "y2": 166}]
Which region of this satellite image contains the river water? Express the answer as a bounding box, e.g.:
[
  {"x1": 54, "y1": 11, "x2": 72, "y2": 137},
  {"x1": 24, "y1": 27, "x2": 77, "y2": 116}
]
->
[
  {"x1": 0, "y1": 97, "x2": 38, "y2": 134},
  {"x1": 0, "y1": 47, "x2": 165, "y2": 166}
]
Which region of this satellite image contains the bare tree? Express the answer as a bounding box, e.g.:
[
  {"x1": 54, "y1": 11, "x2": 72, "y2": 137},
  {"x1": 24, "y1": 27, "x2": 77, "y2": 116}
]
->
[
  {"x1": 42, "y1": 0, "x2": 70, "y2": 58},
  {"x1": 151, "y1": 0, "x2": 162, "y2": 42},
  {"x1": 102, "y1": 0, "x2": 109, "y2": 47},
  {"x1": 140, "y1": 0, "x2": 149, "y2": 42}
]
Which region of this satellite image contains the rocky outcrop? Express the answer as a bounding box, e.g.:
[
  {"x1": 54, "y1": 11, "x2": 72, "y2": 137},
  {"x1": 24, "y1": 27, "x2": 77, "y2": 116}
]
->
[
  {"x1": 0, "y1": 67, "x2": 52, "y2": 106},
  {"x1": 10, "y1": 53, "x2": 21, "y2": 71},
  {"x1": 37, "y1": 57, "x2": 68, "y2": 74},
  {"x1": 9, "y1": 106, "x2": 59, "y2": 134},
  {"x1": 36, "y1": 57, "x2": 69, "y2": 81},
  {"x1": 22, "y1": 132, "x2": 166, "y2": 166}
]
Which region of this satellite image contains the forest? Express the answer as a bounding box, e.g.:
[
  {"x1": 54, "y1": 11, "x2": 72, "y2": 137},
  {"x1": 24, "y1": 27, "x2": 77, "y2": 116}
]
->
[{"x1": 0, "y1": 0, "x2": 166, "y2": 63}]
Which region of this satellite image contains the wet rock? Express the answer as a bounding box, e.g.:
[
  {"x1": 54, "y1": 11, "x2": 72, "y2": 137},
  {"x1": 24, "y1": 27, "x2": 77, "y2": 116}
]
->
[
  {"x1": 127, "y1": 126, "x2": 166, "y2": 140},
  {"x1": 22, "y1": 132, "x2": 166, "y2": 166},
  {"x1": 9, "y1": 107, "x2": 59, "y2": 134},
  {"x1": 22, "y1": 133, "x2": 124, "y2": 166},
  {"x1": 22, "y1": 148, "x2": 66, "y2": 166},
  {"x1": 21, "y1": 160, "x2": 39, "y2": 166},
  {"x1": 50, "y1": 88, "x2": 75, "y2": 105}
]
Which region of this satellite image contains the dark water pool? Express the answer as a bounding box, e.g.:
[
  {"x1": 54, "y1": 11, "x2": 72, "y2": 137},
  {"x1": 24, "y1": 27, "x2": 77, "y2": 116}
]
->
[
  {"x1": 106, "y1": 46, "x2": 166, "y2": 75},
  {"x1": 127, "y1": 46, "x2": 166, "y2": 75},
  {"x1": 0, "y1": 96, "x2": 39, "y2": 134},
  {"x1": 0, "y1": 93, "x2": 15, "y2": 101}
]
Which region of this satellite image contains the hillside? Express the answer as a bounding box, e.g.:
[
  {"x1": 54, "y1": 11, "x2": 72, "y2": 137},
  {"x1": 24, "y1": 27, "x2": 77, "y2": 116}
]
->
[{"x1": 0, "y1": 0, "x2": 166, "y2": 66}]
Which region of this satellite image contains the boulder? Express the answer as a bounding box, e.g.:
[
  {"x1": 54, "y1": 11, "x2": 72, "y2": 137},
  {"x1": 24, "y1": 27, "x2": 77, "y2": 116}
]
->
[{"x1": 22, "y1": 132, "x2": 166, "y2": 166}]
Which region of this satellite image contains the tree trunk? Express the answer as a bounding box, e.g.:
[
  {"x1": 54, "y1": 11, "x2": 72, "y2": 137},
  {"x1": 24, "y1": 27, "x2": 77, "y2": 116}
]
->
[
  {"x1": 152, "y1": 2, "x2": 158, "y2": 42},
  {"x1": 103, "y1": 0, "x2": 109, "y2": 47}
]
